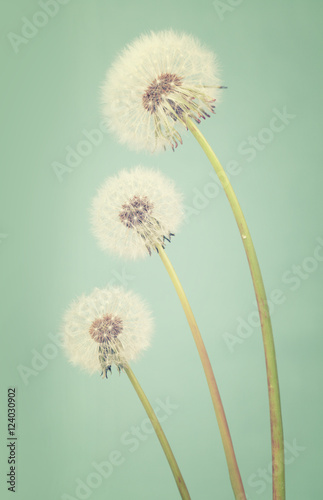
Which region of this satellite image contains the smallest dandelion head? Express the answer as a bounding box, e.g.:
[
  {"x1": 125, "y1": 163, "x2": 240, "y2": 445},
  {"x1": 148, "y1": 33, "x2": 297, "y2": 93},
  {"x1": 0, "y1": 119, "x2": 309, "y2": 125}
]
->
[
  {"x1": 91, "y1": 166, "x2": 184, "y2": 260},
  {"x1": 62, "y1": 286, "x2": 153, "y2": 378}
]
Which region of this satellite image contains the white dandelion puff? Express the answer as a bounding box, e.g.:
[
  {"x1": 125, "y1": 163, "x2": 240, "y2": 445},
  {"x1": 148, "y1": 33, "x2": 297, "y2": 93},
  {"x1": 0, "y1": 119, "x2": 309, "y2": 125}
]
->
[
  {"x1": 62, "y1": 286, "x2": 153, "y2": 377},
  {"x1": 102, "y1": 30, "x2": 223, "y2": 153},
  {"x1": 91, "y1": 166, "x2": 184, "y2": 260}
]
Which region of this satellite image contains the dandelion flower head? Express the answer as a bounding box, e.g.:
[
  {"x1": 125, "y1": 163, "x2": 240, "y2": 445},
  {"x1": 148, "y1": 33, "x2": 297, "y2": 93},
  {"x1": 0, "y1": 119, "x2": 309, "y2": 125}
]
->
[
  {"x1": 91, "y1": 166, "x2": 183, "y2": 260},
  {"x1": 63, "y1": 286, "x2": 153, "y2": 377},
  {"x1": 102, "y1": 30, "x2": 222, "y2": 152}
]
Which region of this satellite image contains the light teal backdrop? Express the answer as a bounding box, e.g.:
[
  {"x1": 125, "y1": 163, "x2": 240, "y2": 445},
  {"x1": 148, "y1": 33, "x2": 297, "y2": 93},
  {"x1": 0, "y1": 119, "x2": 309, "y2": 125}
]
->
[{"x1": 1, "y1": 1, "x2": 322, "y2": 499}]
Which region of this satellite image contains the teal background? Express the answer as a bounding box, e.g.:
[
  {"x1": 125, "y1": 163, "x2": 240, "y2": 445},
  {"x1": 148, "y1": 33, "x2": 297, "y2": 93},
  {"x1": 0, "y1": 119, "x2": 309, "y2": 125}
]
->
[{"x1": 1, "y1": 1, "x2": 322, "y2": 499}]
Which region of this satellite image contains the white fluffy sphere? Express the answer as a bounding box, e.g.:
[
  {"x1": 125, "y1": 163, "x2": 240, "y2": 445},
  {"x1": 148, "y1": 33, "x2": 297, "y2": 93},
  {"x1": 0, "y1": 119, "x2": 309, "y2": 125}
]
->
[
  {"x1": 91, "y1": 166, "x2": 184, "y2": 260},
  {"x1": 62, "y1": 287, "x2": 153, "y2": 376},
  {"x1": 102, "y1": 30, "x2": 222, "y2": 152}
]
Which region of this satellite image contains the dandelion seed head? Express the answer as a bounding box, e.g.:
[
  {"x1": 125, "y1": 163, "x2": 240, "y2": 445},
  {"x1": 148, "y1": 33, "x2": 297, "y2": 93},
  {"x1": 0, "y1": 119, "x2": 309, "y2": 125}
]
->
[
  {"x1": 62, "y1": 287, "x2": 153, "y2": 377},
  {"x1": 102, "y1": 30, "x2": 222, "y2": 153},
  {"x1": 91, "y1": 166, "x2": 183, "y2": 260}
]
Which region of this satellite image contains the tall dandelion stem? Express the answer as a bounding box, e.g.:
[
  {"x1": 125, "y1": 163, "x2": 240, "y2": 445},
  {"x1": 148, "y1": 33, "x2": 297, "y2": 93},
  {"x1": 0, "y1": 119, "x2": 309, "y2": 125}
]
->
[
  {"x1": 186, "y1": 118, "x2": 284, "y2": 500},
  {"x1": 124, "y1": 364, "x2": 191, "y2": 500},
  {"x1": 157, "y1": 244, "x2": 246, "y2": 500}
]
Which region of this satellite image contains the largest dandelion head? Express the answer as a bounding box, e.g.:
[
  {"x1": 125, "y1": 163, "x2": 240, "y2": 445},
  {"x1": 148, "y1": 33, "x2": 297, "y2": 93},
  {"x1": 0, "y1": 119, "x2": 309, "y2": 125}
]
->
[
  {"x1": 102, "y1": 30, "x2": 223, "y2": 153},
  {"x1": 63, "y1": 286, "x2": 153, "y2": 378}
]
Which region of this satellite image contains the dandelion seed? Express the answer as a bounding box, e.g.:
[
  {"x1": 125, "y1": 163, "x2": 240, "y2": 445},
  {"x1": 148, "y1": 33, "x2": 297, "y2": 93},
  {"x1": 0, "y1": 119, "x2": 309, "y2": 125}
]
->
[
  {"x1": 91, "y1": 166, "x2": 183, "y2": 260},
  {"x1": 62, "y1": 287, "x2": 153, "y2": 377},
  {"x1": 102, "y1": 30, "x2": 223, "y2": 152}
]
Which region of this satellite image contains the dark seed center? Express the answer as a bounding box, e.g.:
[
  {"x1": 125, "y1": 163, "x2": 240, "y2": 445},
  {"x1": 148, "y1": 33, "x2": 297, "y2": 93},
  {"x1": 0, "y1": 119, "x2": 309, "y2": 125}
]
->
[
  {"x1": 142, "y1": 73, "x2": 183, "y2": 114},
  {"x1": 89, "y1": 314, "x2": 123, "y2": 343},
  {"x1": 119, "y1": 195, "x2": 154, "y2": 229}
]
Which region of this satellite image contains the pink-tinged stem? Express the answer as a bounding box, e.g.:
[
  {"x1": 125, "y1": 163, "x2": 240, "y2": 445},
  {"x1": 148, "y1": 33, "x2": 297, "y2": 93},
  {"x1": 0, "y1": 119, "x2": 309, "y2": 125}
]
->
[
  {"x1": 157, "y1": 244, "x2": 246, "y2": 500},
  {"x1": 187, "y1": 118, "x2": 285, "y2": 500}
]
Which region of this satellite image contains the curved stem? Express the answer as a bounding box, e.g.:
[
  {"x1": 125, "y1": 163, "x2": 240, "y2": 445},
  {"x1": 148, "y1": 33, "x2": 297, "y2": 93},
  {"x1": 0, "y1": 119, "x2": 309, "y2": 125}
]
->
[
  {"x1": 124, "y1": 364, "x2": 191, "y2": 500},
  {"x1": 156, "y1": 244, "x2": 246, "y2": 500},
  {"x1": 186, "y1": 117, "x2": 285, "y2": 500}
]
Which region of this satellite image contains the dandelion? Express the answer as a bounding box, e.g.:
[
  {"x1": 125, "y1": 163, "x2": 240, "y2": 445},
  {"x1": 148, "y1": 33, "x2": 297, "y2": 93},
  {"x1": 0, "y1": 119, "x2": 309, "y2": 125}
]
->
[
  {"x1": 62, "y1": 285, "x2": 191, "y2": 499},
  {"x1": 62, "y1": 286, "x2": 153, "y2": 377},
  {"x1": 91, "y1": 168, "x2": 246, "y2": 500},
  {"x1": 91, "y1": 166, "x2": 183, "y2": 260},
  {"x1": 102, "y1": 30, "x2": 223, "y2": 152}
]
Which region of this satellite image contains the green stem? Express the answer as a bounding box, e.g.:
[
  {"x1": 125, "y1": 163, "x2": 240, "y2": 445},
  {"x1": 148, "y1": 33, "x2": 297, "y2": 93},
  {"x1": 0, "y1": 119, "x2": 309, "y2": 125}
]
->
[
  {"x1": 124, "y1": 364, "x2": 191, "y2": 500},
  {"x1": 157, "y1": 244, "x2": 246, "y2": 500},
  {"x1": 186, "y1": 117, "x2": 285, "y2": 500}
]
